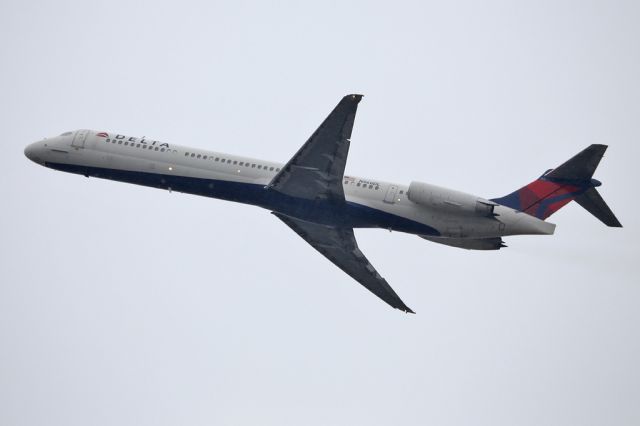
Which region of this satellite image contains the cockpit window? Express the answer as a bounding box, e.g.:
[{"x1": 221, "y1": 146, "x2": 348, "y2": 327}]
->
[{"x1": 60, "y1": 131, "x2": 73, "y2": 136}]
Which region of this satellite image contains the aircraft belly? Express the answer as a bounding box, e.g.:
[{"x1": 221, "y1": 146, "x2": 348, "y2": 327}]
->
[
  {"x1": 48, "y1": 152, "x2": 496, "y2": 239},
  {"x1": 43, "y1": 159, "x2": 434, "y2": 235}
]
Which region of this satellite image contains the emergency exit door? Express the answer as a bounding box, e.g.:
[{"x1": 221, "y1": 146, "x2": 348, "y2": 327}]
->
[{"x1": 384, "y1": 185, "x2": 398, "y2": 203}]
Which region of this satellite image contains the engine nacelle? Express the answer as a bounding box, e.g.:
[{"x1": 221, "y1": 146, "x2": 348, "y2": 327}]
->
[{"x1": 407, "y1": 181, "x2": 497, "y2": 217}]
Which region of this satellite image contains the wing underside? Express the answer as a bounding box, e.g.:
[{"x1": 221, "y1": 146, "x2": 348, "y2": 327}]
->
[
  {"x1": 267, "y1": 94, "x2": 362, "y2": 201},
  {"x1": 273, "y1": 212, "x2": 414, "y2": 313}
]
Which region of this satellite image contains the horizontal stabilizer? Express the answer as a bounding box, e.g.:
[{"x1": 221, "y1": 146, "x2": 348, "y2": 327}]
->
[
  {"x1": 574, "y1": 188, "x2": 622, "y2": 227},
  {"x1": 546, "y1": 144, "x2": 607, "y2": 181}
]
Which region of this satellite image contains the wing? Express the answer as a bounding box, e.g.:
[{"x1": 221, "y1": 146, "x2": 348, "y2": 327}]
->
[
  {"x1": 273, "y1": 212, "x2": 414, "y2": 313},
  {"x1": 267, "y1": 94, "x2": 363, "y2": 201}
]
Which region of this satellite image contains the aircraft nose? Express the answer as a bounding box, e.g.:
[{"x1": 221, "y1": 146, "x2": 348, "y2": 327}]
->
[{"x1": 24, "y1": 142, "x2": 44, "y2": 165}]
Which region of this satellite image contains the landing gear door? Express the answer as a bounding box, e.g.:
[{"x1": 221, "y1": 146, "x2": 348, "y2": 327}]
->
[
  {"x1": 71, "y1": 129, "x2": 89, "y2": 148},
  {"x1": 384, "y1": 184, "x2": 398, "y2": 204}
]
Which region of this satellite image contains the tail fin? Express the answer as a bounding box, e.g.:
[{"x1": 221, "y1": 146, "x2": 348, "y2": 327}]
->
[{"x1": 491, "y1": 144, "x2": 622, "y2": 227}]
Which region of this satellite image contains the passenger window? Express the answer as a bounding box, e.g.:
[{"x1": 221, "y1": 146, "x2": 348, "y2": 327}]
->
[
  {"x1": 239, "y1": 162, "x2": 244, "y2": 166},
  {"x1": 251, "y1": 164, "x2": 256, "y2": 168},
  {"x1": 136, "y1": 144, "x2": 141, "y2": 148},
  {"x1": 357, "y1": 183, "x2": 361, "y2": 187},
  {"x1": 233, "y1": 160, "x2": 237, "y2": 165},
  {"x1": 215, "y1": 157, "x2": 219, "y2": 161},
  {"x1": 269, "y1": 167, "x2": 274, "y2": 171},
  {"x1": 399, "y1": 190, "x2": 404, "y2": 194},
  {"x1": 118, "y1": 141, "x2": 123, "y2": 144},
  {"x1": 203, "y1": 155, "x2": 207, "y2": 160},
  {"x1": 369, "y1": 185, "x2": 373, "y2": 189},
  {"x1": 258, "y1": 165, "x2": 262, "y2": 169},
  {"x1": 185, "y1": 152, "x2": 189, "y2": 156},
  {"x1": 276, "y1": 168, "x2": 280, "y2": 172},
  {"x1": 161, "y1": 148, "x2": 165, "y2": 152},
  {"x1": 154, "y1": 147, "x2": 159, "y2": 151},
  {"x1": 124, "y1": 142, "x2": 129, "y2": 146}
]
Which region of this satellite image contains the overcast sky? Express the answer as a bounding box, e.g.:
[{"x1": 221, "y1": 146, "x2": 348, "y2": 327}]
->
[{"x1": 1, "y1": 1, "x2": 638, "y2": 425}]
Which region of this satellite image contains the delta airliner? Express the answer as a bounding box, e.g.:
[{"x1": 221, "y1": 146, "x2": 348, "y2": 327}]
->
[{"x1": 24, "y1": 95, "x2": 621, "y2": 313}]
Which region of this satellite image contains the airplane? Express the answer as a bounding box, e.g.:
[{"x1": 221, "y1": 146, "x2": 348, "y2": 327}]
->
[{"x1": 24, "y1": 94, "x2": 622, "y2": 313}]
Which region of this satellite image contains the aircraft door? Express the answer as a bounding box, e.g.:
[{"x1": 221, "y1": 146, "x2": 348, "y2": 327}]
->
[
  {"x1": 71, "y1": 129, "x2": 89, "y2": 148},
  {"x1": 384, "y1": 184, "x2": 398, "y2": 204}
]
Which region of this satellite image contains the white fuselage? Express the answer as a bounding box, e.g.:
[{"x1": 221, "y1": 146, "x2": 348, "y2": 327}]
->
[{"x1": 24, "y1": 130, "x2": 555, "y2": 239}]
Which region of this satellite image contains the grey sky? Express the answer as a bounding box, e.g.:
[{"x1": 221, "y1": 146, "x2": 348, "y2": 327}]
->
[{"x1": 1, "y1": 1, "x2": 638, "y2": 425}]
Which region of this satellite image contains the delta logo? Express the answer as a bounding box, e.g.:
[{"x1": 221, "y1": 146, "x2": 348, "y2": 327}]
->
[{"x1": 96, "y1": 132, "x2": 109, "y2": 138}]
